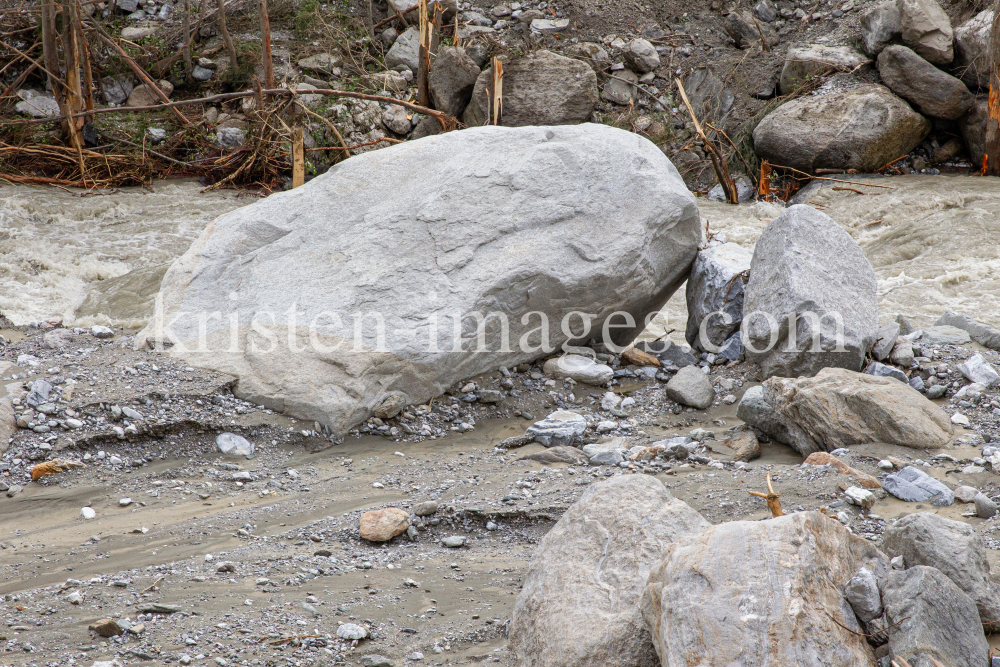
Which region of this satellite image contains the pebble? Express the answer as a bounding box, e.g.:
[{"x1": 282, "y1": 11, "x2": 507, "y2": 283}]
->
[
  {"x1": 441, "y1": 535, "x2": 466, "y2": 548},
  {"x1": 337, "y1": 623, "x2": 368, "y2": 640},
  {"x1": 81, "y1": 507, "x2": 96, "y2": 519},
  {"x1": 975, "y1": 493, "x2": 998, "y2": 519}
]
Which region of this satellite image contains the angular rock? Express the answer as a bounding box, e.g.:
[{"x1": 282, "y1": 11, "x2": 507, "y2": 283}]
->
[
  {"x1": 510, "y1": 475, "x2": 710, "y2": 667},
  {"x1": 753, "y1": 0, "x2": 777, "y2": 22},
  {"x1": 428, "y1": 46, "x2": 480, "y2": 117},
  {"x1": 763, "y1": 369, "x2": 953, "y2": 455},
  {"x1": 368, "y1": 71, "x2": 407, "y2": 93},
  {"x1": 26, "y1": 379, "x2": 52, "y2": 407},
  {"x1": 412, "y1": 500, "x2": 438, "y2": 516},
  {"x1": 601, "y1": 69, "x2": 638, "y2": 105},
  {"x1": 737, "y1": 385, "x2": 791, "y2": 444},
  {"x1": 543, "y1": 355, "x2": 613, "y2": 385},
  {"x1": 803, "y1": 451, "x2": 883, "y2": 489},
  {"x1": 910, "y1": 325, "x2": 972, "y2": 346},
  {"x1": 642, "y1": 340, "x2": 698, "y2": 368},
  {"x1": 845, "y1": 486, "x2": 876, "y2": 509},
  {"x1": 683, "y1": 68, "x2": 733, "y2": 123},
  {"x1": 297, "y1": 52, "x2": 341, "y2": 74},
  {"x1": 899, "y1": 0, "x2": 954, "y2": 65},
  {"x1": 565, "y1": 42, "x2": 611, "y2": 72},
  {"x1": 641, "y1": 512, "x2": 886, "y2": 666},
  {"x1": 936, "y1": 312, "x2": 1000, "y2": 350},
  {"x1": 623, "y1": 38, "x2": 659, "y2": 73},
  {"x1": 845, "y1": 567, "x2": 883, "y2": 623},
  {"x1": 101, "y1": 75, "x2": 135, "y2": 105},
  {"x1": 720, "y1": 430, "x2": 760, "y2": 462},
  {"x1": 860, "y1": 0, "x2": 901, "y2": 55},
  {"x1": 954, "y1": 10, "x2": 992, "y2": 90},
  {"x1": 89, "y1": 619, "x2": 124, "y2": 637},
  {"x1": 136, "y1": 125, "x2": 701, "y2": 434},
  {"x1": 664, "y1": 366, "x2": 714, "y2": 409},
  {"x1": 216, "y1": 127, "x2": 245, "y2": 149},
  {"x1": 724, "y1": 11, "x2": 778, "y2": 49},
  {"x1": 518, "y1": 446, "x2": 590, "y2": 465},
  {"x1": 958, "y1": 353, "x2": 1000, "y2": 387},
  {"x1": 216, "y1": 432, "x2": 254, "y2": 456},
  {"x1": 872, "y1": 322, "x2": 900, "y2": 360},
  {"x1": 865, "y1": 361, "x2": 908, "y2": 383},
  {"x1": 883, "y1": 566, "x2": 990, "y2": 666},
  {"x1": 742, "y1": 205, "x2": 878, "y2": 378},
  {"x1": 382, "y1": 105, "x2": 411, "y2": 135},
  {"x1": 753, "y1": 85, "x2": 930, "y2": 173},
  {"x1": 884, "y1": 466, "x2": 954, "y2": 505},
  {"x1": 463, "y1": 51, "x2": 597, "y2": 127},
  {"x1": 779, "y1": 44, "x2": 866, "y2": 96},
  {"x1": 877, "y1": 45, "x2": 973, "y2": 120},
  {"x1": 126, "y1": 80, "x2": 173, "y2": 107},
  {"x1": 386, "y1": 27, "x2": 420, "y2": 73},
  {"x1": 359, "y1": 508, "x2": 410, "y2": 542},
  {"x1": 684, "y1": 243, "x2": 752, "y2": 353},
  {"x1": 525, "y1": 410, "x2": 588, "y2": 447},
  {"x1": 14, "y1": 91, "x2": 59, "y2": 118}
]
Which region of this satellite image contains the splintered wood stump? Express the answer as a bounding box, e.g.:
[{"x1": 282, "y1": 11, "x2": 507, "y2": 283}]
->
[
  {"x1": 748, "y1": 472, "x2": 783, "y2": 517},
  {"x1": 292, "y1": 127, "x2": 304, "y2": 188}
]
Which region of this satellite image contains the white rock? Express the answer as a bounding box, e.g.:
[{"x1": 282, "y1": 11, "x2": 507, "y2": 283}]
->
[
  {"x1": 135, "y1": 125, "x2": 700, "y2": 435},
  {"x1": 81, "y1": 507, "x2": 96, "y2": 519},
  {"x1": 844, "y1": 486, "x2": 876, "y2": 509},
  {"x1": 952, "y1": 413, "x2": 970, "y2": 426},
  {"x1": 543, "y1": 355, "x2": 613, "y2": 386},
  {"x1": 119, "y1": 498, "x2": 133, "y2": 506},
  {"x1": 216, "y1": 432, "x2": 254, "y2": 456},
  {"x1": 337, "y1": 623, "x2": 368, "y2": 640},
  {"x1": 958, "y1": 353, "x2": 1000, "y2": 388}
]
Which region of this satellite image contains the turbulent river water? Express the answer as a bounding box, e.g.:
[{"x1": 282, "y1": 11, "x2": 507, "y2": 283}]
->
[{"x1": 1, "y1": 175, "x2": 998, "y2": 336}]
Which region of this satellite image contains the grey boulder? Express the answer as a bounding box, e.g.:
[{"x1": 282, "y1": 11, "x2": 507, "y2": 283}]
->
[
  {"x1": 736, "y1": 385, "x2": 791, "y2": 444},
  {"x1": 860, "y1": 0, "x2": 901, "y2": 55},
  {"x1": 872, "y1": 322, "x2": 900, "y2": 360},
  {"x1": 463, "y1": 51, "x2": 597, "y2": 127},
  {"x1": 385, "y1": 26, "x2": 419, "y2": 73},
  {"x1": 684, "y1": 242, "x2": 752, "y2": 353},
  {"x1": 954, "y1": 10, "x2": 992, "y2": 90},
  {"x1": 664, "y1": 366, "x2": 714, "y2": 410},
  {"x1": 742, "y1": 205, "x2": 878, "y2": 378},
  {"x1": 428, "y1": 46, "x2": 480, "y2": 117},
  {"x1": 601, "y1": 70, "x2": 638, "y2": 106},
  {"x1": 899, "y1": 0, "x2": 954, "y2": 65},
  {"x1": 510, "y1": 475, "x2": 709, "y2": 667},
  {"x1": 641, "y1": 511, "x2": 886, "y2": 666},
  {"x1": 877, "y1": 45, "x2": 973, "y2": 120},
  {"x1": 883, "y1": 566, "x2": 990, "y2": 666},
  {"x1": 779, "y1": 44, "x2": 866, "y2": 95},
  {"x1": 525, "y1": 410, "x2": 588, "y2": 447},
  {"x1": 762, "y1": 369, "x2": 953, "y2": 456},
  {"x1": 883, "y1": 512, "x2": 1000, "y2": 629},
  {"x1": 936, "y1": 312, "x2": 1000, "y2": 351},
  {"x1": 883, "y1": 466, "x2": 954, "y2": 505},
  {"x1": 135, "y1": 124, "x2": 701, "y2": 435},
  {"x1": 845, "y1": 567, "x2": 883, "y2": 624},
  {"x1": 622, "y1": 38, "x2": 659, "y2": 73},
  {"x1": 910, "y1": 325, "x2": 972, "y2": 346},
  {"x1": 753, "y1": 85, "x2": 930, "y2": 173}
]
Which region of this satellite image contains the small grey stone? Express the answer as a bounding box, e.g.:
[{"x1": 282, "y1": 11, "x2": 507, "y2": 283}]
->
[
  {"x1": 864, "y1": 361, "x2": 908, "y2": 383},
  {"x1": 845, "y1": 567, "x2": 882, "y2": 623},
  {"x1": 664, "y1": 366, "x2": 715, "y2": 409},
  {"x1": 413, "y1": 501, "x2": 438, "y2": 516},
  {"x1": 191, "y1": 65, "x2": 214, "y2": 81},
  {"x1": 926, "y1": 384, "x2": 947, "y2": 399},
  {"x1": 360, "y1": 656, "x2": 394, "y2": 667},
  {"x1": 872, "y1": 322, "x2": 900, "y2": 360},
  {"x1": 441, "y1": 535, "x2": 466, "y2": 548},
  {"x1": 216, "y1": 432, "x2": 254, "y2": 456},
  {"x1": 955, "y1": 485, "x2": 978, "y2": 503},
  {"x1": 91, "y1": 325, "x2": 115, "y2": 339},
  {"x1": 336, "y1": 623, "x2": 368, "y2": 640}
]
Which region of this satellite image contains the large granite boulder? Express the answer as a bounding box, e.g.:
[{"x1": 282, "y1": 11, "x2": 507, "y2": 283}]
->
[
  {"x1": 510, "y1": 475, "x2": 710, "y2": 667},
  {"x1": 954, "y1": 10, "x2": 992, "y2": 90},
  {"x1": 753, "y1": 85, "x2": 930, "y2": 173},
  {"x1": 762, "y1": 368, "x2": 953, "y2": 455},
  {"x1": 641, "y1": 511, "x2": 885, "y2": 666},
  {"x1": 883, "y1": 566, "x2": 990, "y2": 667},
  {"x1": 462, "y1": 51, "x2": 598, "y2": 127},
  {"x1": 877, "y1": 45, "x2": 974, "y2": 120},
  {"x1": 778, "y1": 44, "x2": 867, "y2": 95},
  {"x1": 899, "y1": 0, "x2": 954, "y2": 65},
  {"x1": 742, "y1": 205, "x2": 878, "y2": 378},
  {"x1": 136, "y1": 125, "x2": 701, "y2": 434},
  {"x1": 882, "y1": 512, "x2": 1000, "y2": 628},
  {"x1": 684, "y1": 242, "x2": 752, "y2": 353}
]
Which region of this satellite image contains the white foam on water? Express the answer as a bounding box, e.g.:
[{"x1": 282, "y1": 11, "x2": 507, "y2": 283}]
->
[{"x1": 0, "y1": 181, "x2": 247, "y2": 326}]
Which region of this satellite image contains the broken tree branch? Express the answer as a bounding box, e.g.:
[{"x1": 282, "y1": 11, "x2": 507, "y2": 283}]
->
[{"x1": 676, "y1": 77, "x2": 738, "y2": 204}]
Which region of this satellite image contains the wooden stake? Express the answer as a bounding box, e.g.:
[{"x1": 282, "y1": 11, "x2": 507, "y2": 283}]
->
[
  {"x1": 75, "y1": 2, "x2": 95, "y2": 116},
  {"x1": 217, "y1": 0, "x2": 238, "y2": 72},
  {"x1": 748, "y1": 473, "x2": 783, "y2": 517},
  {"x1": 416, "y1": 0, "x2": 430, "y2": 107},
  {"x1": 490, "y1": 56, "x2": 502, "y2": 125},
  {"x1": 676, "y1": 77, "x2": 738, "y2": 204},
  {"x1": 259, "y1": 0, "x2": 275, "y2": 89},
  {"x1": 758, "y1": 160, "x2": 770, "y2": 199},
  {"x1": 291, "y1": 127, "x2": 304, "y2": 188}
]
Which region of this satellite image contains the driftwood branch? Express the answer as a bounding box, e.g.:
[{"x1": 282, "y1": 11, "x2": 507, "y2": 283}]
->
[{"x1": 676, "y1": 77, "x2": 738, "y2": 204}]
